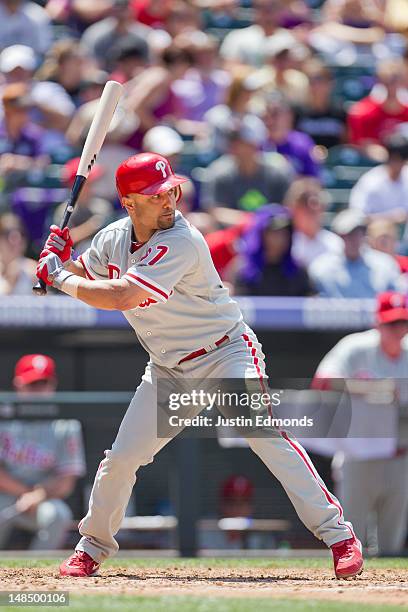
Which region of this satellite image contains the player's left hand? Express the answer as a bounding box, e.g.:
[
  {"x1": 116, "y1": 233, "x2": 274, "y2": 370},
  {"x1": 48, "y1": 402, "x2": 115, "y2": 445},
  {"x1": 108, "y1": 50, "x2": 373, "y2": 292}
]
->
[
  {"x1": 36, "y1": 250, "x2": 64, "y2": 286},
  {"x1": 44, "y1": 225, "x2": 73, "y2": 263}
]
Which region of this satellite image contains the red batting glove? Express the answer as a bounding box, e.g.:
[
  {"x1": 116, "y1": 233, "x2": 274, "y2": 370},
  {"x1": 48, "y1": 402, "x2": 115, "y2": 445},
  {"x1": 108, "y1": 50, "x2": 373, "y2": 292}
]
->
[
  {"x1": 44, "y1": 225, "x2": 73, "y2": 263},
  {"x1": 36, "y1": 250, "x2": 63, "y2": 286}
]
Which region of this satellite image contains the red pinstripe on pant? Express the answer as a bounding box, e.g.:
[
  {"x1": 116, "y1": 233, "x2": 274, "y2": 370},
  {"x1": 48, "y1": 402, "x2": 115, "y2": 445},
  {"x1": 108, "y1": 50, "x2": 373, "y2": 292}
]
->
[{"x1": 241, "y1": 332, "x2": 354, "y2": 540}]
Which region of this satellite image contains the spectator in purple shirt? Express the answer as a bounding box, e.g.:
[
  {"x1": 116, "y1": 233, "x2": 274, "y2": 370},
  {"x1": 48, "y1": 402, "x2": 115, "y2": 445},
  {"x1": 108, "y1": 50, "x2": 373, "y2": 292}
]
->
[
  {"x1": 234, "y1": 203, "x2": 315, "y2": 296},
  {"x1": 171, "y1": 31, "x2": 231, "y2": 133},
  {"x1": 0, "y1": 82, "x2": 48, "y2": 178},
  {"x1": 258, "y1": 92, "x2": 321, "y2": 177}
]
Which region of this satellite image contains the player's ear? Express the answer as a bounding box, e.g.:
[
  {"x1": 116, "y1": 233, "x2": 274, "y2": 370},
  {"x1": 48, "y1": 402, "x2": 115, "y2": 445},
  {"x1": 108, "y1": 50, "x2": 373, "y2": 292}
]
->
[{"x1": 121, "y1": 196, "x2": 134, "y2": 212}]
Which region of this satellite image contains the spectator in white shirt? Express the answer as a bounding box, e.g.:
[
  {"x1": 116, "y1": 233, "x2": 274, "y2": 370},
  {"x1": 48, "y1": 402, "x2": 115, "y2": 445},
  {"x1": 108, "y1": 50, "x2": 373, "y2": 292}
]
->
[
  {"x1": 220, "y1": 0, "x2": 286, "y2": 67},
  {"x1": 367, "y1": 218, "x2": 408, "y2": 280},
  {"x1": 0, "y1": 45, "x2": 75, "y2": 133},
  {"x1": 309, "y1": 209, "x2": 402, "y2": 298},
  {"x1": 284, "y1": 176, "x2": 344, "y2": 268},
  {"x1": 350, "y1": 133, "x2": 408, "y2": 224}
]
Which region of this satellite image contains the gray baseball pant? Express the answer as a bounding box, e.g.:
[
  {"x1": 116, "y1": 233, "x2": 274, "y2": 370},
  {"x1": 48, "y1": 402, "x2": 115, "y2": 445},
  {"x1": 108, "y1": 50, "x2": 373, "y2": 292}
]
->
[
  {"x1": 336, "y1": 453, "x2": 408, "y2": 554},
  {"x1": 0, "y1": 498, "x2": 72, "y2": 550},
  {"x1": 77, "y1": 331, "x2": 354, "y2": 562}
]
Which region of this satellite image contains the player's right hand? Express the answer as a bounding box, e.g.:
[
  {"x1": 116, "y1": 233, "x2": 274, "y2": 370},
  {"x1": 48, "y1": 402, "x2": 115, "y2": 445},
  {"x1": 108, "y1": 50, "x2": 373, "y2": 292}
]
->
[{"x1": 44, "y1": 225, "x2": 73, "y2": 263}]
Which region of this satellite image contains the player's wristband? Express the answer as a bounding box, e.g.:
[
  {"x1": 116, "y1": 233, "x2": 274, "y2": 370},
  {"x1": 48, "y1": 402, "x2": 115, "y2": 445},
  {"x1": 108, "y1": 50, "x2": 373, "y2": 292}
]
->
[
  {"x1": 60, "y1": 275, "x2": 81, "y2": 299},
  {"x1": 52, "y1": 269, "x2": 80, "y2": 298}
]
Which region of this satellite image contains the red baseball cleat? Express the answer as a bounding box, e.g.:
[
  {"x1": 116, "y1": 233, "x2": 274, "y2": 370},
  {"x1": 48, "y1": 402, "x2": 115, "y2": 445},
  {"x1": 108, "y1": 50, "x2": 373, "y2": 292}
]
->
[
  {"x1": 331, "y1": 535, "x2": 364, "y2": 579},
  {"x1": 59, "y1": 551, "x2": 100, "y2": 577}
]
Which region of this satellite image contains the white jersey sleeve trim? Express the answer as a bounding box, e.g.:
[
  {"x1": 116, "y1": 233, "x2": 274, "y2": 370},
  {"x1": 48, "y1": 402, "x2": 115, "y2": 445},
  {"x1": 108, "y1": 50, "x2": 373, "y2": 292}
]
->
[{"x1": 124, "y1": 271, "x2": 169, "y2": 302}]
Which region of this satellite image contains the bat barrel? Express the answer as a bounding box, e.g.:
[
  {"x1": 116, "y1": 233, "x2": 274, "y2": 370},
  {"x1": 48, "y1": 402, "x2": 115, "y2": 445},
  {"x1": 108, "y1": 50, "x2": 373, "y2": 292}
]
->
[
  {"x1": 77, "y1": 80, "x2": 123, "y2": 178},
  {"x1": 32, "y1": 80, "x2": 123, "y2": 296}
]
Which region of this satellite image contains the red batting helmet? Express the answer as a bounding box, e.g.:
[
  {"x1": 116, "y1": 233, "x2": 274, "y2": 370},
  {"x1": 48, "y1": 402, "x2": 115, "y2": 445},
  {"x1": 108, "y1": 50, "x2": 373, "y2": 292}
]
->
[{"x1": 116, "y1": 152, "x2": 188, "y2": 203}]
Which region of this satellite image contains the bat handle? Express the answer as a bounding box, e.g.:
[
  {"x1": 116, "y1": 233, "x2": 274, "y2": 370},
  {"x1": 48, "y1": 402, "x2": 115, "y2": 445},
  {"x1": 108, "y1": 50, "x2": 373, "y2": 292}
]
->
[
  {"x1": 33, "y1": 279, "x2": 48, "y2": 295},
  {"x1": 33, "y1": 175, "x2": 87, "y2": 296}
]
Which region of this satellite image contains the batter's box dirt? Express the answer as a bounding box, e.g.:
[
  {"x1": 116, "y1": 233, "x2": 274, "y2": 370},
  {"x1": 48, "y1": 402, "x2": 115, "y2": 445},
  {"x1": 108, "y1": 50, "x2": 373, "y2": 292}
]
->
[{"x1": 2, "y1": 565, "x2": 408, "y2": 607}]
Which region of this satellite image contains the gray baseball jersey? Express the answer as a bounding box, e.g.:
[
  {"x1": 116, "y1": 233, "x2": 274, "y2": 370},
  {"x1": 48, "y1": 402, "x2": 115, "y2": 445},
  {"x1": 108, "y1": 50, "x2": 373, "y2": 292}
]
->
[
  {"x1": 314, "y1": 329, "x2": 408, "y2": 451},
  {"x1": 0, "y1": 420, "x2": 86, "y2": 487},
  {"x1": 314, "y1": 329, "x2": 408, "y2": 554},
  {"x1": 73, "y1": 211, "x2": 358, "y2": 563},
  {"x1": 316, "y1": 329, "x2": 408, "y2": 379},
  {"x1": 79, "y1": 211, "x2": 244, "y2": 367}
]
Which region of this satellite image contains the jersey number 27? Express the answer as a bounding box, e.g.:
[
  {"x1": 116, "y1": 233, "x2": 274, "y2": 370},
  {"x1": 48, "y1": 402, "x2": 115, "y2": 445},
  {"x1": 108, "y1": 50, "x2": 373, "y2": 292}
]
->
[{"x1": 140, "y1": 245, "x2": 169, "y2": 266}]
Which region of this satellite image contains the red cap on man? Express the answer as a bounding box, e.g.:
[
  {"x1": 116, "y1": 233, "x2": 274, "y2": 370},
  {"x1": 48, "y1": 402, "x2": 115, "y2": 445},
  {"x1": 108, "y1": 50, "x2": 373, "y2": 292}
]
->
[
  {"x1": 115, "y1": 152, "x2": 188, "y2": 203},
  {"x1": 377, "y1": 292, "x2": 408, "y2": 324},
  {"x1": 14, "y1": 354, "x2": 56, "y2": 386}
]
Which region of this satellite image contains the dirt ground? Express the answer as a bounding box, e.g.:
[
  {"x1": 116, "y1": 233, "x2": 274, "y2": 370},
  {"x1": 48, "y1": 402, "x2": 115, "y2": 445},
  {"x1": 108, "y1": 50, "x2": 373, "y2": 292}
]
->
[{"x1": 2, "y1": 565, "x2": 408, "y2": 607}]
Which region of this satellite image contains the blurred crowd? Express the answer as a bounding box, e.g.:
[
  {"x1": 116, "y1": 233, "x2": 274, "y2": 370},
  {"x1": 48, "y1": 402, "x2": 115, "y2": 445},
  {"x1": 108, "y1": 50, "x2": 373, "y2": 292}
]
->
[{"x1": 1, "y1": 0, "x2": 408, "y2": 298}]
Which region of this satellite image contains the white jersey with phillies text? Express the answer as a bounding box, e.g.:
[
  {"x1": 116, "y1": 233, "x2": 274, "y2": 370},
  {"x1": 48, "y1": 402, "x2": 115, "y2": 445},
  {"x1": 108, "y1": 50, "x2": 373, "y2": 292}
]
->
[
  {"x1": 79, "y1": 211, "x2": 244, "y2": 366},
  {"x1": 316, "y1": 329, "x2": 408, "y2": 380},
  {"x1": 313, "y1": 329, "x2": 408, "y2": 459}
]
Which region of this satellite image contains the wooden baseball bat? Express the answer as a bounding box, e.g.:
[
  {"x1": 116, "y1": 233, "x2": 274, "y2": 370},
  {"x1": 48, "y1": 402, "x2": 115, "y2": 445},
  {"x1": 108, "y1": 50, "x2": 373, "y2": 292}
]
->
[{"x1": 33, "y1": 80, "x2": 123, "y2": 296}]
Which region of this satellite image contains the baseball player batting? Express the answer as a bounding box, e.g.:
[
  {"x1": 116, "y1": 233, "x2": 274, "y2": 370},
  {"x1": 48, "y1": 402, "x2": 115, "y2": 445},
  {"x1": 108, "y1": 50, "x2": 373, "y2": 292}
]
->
[{"x1": 36, "y1": 153, "x2": 363, "y2": 579}]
